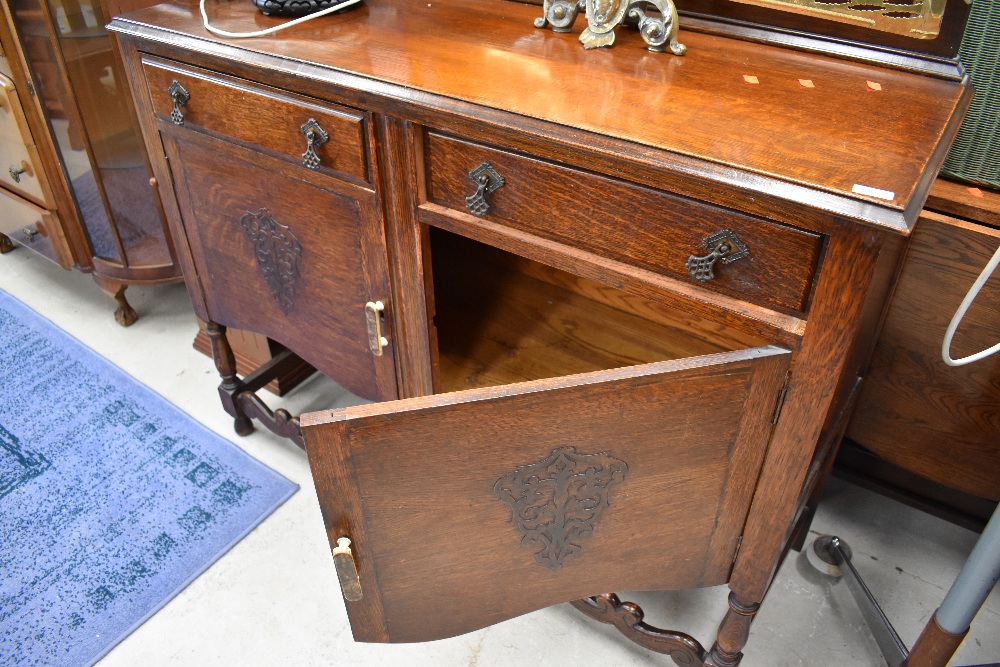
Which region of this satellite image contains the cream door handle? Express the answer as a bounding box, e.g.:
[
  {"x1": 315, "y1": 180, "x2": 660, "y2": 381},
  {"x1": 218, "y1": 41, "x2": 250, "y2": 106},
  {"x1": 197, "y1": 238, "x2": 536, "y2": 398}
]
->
[
  {"x1": 365, "y1": 300, "x2": 388, "y2": 357},
  {"x1": 332, "y1": 536, "x2": 363, "y2": 602}
]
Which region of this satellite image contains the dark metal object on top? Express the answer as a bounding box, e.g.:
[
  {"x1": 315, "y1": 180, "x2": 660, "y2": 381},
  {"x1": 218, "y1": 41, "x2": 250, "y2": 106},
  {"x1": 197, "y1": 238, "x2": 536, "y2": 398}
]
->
[{"x1": 251, "y1": 0, "x2": 361, "y2": 17}]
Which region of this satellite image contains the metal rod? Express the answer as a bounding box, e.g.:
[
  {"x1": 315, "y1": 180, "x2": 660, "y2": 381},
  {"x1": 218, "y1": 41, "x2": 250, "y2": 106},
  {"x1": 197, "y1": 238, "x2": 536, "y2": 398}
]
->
[{"x1": 826, "y1": 536, "x2": 909, "y2": 667}]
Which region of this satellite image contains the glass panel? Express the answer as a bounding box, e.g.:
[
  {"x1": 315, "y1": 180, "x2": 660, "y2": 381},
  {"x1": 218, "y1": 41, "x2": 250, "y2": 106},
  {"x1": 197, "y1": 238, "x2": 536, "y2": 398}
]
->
[
  {"x1": 726, "y1": 0, "x2": 946, "y2": 39},
  {"x1": 11, "y1": 0, "x2": 171, "y2": 267}
]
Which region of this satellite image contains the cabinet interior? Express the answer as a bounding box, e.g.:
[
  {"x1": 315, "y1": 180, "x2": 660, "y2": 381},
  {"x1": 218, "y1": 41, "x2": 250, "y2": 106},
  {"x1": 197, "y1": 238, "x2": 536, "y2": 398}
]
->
[{"x1": 427, "y1": 227, "x2": 768, "y2": 393}]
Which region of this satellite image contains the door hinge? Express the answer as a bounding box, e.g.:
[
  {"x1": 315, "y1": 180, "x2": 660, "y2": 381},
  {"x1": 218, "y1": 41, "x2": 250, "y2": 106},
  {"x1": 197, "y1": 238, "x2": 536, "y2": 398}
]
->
[
  {"x1": 771, "y1": 372, "x2": 791, "y2": 425},
  {"x1": 26, "y1": 80, "x2": 35, "y2": 96}
]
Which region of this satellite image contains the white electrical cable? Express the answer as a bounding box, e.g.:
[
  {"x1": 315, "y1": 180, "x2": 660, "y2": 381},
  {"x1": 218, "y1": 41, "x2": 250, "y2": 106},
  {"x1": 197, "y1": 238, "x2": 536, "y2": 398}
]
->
[
  {"x1": 941, "y1": 244, "x2": 1000, "y2": 367},
  {"x1": 199, "y1": 0, "x2": 361, "y2": 38}
]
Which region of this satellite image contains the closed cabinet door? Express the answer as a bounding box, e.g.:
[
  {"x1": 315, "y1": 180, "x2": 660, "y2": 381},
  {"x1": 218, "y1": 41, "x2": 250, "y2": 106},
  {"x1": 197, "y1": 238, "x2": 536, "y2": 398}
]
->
[
  {"x1": 159, "y1": 127, "x2": 397, "y2": 403},
  {"x1": 301, "y1": 346, "x2": 790, "y2": 643}
]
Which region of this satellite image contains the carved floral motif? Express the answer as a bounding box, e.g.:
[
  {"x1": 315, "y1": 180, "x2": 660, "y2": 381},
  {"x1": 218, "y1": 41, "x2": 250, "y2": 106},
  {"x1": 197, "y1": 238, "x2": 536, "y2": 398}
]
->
[
  {"x1": 240, "y1": 208, "x2": 303, "y2": 314},
  {"x1": 495, "y1": 446, "x2": 628, "y2": 569}
]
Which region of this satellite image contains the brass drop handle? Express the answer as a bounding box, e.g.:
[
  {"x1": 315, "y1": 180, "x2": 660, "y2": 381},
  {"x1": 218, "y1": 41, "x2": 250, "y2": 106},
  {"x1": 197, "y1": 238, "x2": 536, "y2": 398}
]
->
[
  {"x1": 9, "y1": 162, "x2": 28, "y2": 183},
  {"x1": 22, "y1": 226, "x2": 37, "y2": 243},
  {"x1": 685, "y1": 229, "x2": 749, "y2": 282},
  {"x1": 332, "y1": 536, "x2": 363, "y2": 602},
  {"x1": 167, "y1": 80, "x2": 190, "y2": 126},
  {"x1": 300, "y1": 118, "x2": 329, "y2": 170},
  {"x1": 365, "y1": 300, "x2": 388, "y2": 357},
  {"x1": 465, "y1": 162, "x2": 505, "y2": 217}
]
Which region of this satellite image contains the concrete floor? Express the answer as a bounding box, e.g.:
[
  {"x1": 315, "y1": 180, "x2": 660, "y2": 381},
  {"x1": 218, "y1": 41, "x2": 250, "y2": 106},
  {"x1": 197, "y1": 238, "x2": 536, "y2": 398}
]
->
[{"x1": 3, "y1": 247, "x2": 998, "y2": 667}]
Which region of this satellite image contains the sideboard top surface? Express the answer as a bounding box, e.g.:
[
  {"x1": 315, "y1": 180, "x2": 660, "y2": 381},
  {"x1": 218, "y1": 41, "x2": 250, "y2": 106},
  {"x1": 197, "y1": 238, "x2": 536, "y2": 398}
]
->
[{"x1": 110, "y1": 0, "x2": 969, "y2": 228}]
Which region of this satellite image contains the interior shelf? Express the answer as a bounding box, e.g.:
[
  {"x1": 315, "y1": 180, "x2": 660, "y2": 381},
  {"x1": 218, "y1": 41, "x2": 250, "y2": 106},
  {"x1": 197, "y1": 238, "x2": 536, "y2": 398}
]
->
[{"x1": 429, "y1": 228, "x2": 766, "y2": 393}]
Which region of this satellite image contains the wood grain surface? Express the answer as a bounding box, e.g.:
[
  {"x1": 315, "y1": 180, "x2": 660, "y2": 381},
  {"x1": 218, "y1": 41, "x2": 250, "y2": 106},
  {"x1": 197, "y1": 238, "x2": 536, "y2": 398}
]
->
[
  {"x1": 846, "y1": 211, "x2": 1000, "y2": 501},
  {"x1": 430, "y1": 228, "x2": 762, "y2": 390},
  {"x1": 425, "y1": 132, "x2": 823, "y2": 315},
  {"x1": 160, "y1": 126, "x2": 398, "y2": 401},
  {"x1": 142, "y1": 56, "x2": 371, "y2": 185},
  {"x1": 109, "y1": 0, "x2": 968, "y2": 221},
  {"x1": 303, "y1": 347, "x2": 790, "y2": 643}
]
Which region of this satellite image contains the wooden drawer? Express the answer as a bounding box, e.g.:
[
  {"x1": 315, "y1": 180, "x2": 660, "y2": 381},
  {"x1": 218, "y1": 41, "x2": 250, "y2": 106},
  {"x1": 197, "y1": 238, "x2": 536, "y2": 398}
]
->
[
  {"x1": 0, "y1": 73, "x2": 48, "y2": 205},
  {"x1": 140, "y1": 58, "x2": 370, "y2": 185},
  {"x1": 424, "y1": 132, "x2": 823, "y2": 315},
  {"x1": 0, "y1": 188, "x2": 64, "y2": 265}
]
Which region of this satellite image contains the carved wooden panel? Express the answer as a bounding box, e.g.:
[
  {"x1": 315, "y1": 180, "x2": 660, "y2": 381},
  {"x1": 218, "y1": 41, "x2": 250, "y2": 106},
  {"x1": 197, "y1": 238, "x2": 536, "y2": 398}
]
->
[
  {"x1": 495, "y1": 446, "x2": 628, "y2": 569},
  {"x1": 240, "y1": 208, "x2": 303, "y2": 314}
]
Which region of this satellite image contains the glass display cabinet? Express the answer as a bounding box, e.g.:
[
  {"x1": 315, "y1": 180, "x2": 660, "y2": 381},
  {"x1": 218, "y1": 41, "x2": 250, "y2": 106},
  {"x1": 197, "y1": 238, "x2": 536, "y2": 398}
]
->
[{"x1": 0, "y1": 0, "x2": 179, "y2": 324}]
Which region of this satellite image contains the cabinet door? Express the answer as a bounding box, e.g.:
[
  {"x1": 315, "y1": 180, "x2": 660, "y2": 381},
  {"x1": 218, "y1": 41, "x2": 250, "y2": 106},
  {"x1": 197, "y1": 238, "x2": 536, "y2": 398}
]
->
[
  {"x1": 302, "y1": 346, "x2": 790, "y2": 643},
  {"x1": 160, "y1": 128, "x2": 397, "y2": 402}
]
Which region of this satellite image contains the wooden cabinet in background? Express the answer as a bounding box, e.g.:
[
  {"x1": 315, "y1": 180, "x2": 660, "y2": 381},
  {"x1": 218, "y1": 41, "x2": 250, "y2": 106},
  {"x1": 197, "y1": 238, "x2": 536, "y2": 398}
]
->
[
  {"x1": 110, "y1": 0, "x2": 971, "y2": 663},
  {"x1": 843, "y1": 180, "x2": 1000, "y2": 530},
  {"x1": 0, "y1": 0, "x2": 180, "y2": 324}
]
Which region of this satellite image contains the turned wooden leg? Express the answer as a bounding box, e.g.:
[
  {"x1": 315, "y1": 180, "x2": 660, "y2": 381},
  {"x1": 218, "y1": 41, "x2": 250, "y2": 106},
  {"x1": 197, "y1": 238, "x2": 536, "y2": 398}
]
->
[
  {"x1": 705, "y1": 592, "x2": 760, "y2": 667},
  {"x1": 0, "y1": 232, "x2": 15, "y2": 254},
  {"x1": 93, "y1": 277, "x2": 138, "y2": 327},
  {"x1": 205, "y1": 321, "x2": 254, "y2": 437}
]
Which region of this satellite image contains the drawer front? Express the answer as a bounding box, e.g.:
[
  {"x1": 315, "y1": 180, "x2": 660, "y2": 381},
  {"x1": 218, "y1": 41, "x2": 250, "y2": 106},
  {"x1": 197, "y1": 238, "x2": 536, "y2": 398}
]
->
[
  {"x1": 0, "y1": 74, "x2": 48, "y2": 204},
  {"x1": 425, "y1": 133, "x2": 823, "y2": 315},
  {"x1": 0, "y1": 188, "x2": 63, "y2": 265},
  {"x1": 141, "y1": 58, "x2": 370, "y2": 184}
]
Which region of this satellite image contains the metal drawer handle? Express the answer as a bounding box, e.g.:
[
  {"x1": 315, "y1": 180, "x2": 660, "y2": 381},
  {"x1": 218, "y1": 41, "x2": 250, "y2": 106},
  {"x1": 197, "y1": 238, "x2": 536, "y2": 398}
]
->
[
  {"x1": 9, "y1": 162, "x2": 28, "y2": 183},
  {"x1": 686, "y1": 229, "x2": 749, "y2": 282},
  {"x1": 167, "y1": 80, "x2": 190, "y2": 126},
  {"x1": 332, "y1": 536, "x2": 363, "y2": 602},
  {"x1": 465, "y1": 162, "x2": 505, "y2": 217},
  {"x1": 300, "y1": 118, "x2": 329, "y2": 170},
  {"x1": 22, "y1": 226, "x2": 38, "y2": 243},
  {"x1": 365, "y1": 300, "x2": 388, "y2": 357}
]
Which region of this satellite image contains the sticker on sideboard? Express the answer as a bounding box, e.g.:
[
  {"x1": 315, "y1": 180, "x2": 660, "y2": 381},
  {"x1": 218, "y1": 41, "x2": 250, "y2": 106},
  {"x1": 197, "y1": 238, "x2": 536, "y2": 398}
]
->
[{"x1": 852, "y1": 184, "x2": 895, "y2": 201}]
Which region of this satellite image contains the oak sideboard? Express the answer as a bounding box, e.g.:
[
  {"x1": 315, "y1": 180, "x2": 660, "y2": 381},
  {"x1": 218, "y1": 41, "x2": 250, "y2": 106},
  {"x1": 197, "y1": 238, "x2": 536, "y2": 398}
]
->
[{"x1": 109, "y1": 1, "x2": 971, "y2": 663}]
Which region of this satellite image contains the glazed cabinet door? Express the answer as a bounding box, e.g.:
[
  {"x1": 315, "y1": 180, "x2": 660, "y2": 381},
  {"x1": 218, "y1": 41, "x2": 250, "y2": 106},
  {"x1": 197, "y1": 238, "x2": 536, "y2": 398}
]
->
[
  {"x1": 142, "y1": 59, "x2": 398, "y2": 402},
  {"x1": 301, "y1": 346, "x2": 790, "y2": 643}
]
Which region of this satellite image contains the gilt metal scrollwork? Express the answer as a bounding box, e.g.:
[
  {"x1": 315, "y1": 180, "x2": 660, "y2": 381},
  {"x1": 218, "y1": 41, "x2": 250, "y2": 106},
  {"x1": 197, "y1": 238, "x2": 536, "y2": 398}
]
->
[
  {"x1": 534, "y1": 0, "x2": 583, "y2": 32},
  {"x1": 167, "y1": 80, "x2": 189, "y2": 126},
  {"x1": 536, "y1": 0, "x2": 685, "y2": 54},
  {"x1": 685, "y1": 228, "x2": 749, "y2": 283},
  {"x1": 465, "y1": 162, "x2": 505, "y2": 218},
  {"x1": 495, "y1": 446, "x2": 628, "y2": 569},
  {"x1": 299, "y1": 118, "x2": 329, "y2": 170}
]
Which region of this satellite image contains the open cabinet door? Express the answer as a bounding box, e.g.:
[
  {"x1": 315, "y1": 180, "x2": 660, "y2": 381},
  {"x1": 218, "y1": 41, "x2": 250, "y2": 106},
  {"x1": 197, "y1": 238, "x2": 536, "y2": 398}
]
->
[{"x1": 301, "y1": 346, "x2": 790, "y2": 644}]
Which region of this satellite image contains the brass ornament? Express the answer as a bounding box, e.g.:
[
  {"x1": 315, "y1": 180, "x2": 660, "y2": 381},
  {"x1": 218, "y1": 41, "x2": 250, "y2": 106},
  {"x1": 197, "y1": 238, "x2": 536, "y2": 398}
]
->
[{"x1": 536, "y1": 0, "x2": 686, "y2": 54}]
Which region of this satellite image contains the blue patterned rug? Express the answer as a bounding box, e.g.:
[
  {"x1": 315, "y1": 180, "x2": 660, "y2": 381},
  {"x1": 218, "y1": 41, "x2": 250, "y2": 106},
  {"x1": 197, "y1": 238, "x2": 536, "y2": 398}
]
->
[{"x1": 0, "y1": 291, "x2": 297, "y2": 666}]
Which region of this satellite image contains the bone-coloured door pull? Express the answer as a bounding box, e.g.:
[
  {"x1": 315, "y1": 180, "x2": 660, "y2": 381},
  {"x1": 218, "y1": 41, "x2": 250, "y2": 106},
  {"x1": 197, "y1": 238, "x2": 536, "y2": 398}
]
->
[{"x1": 332, "y1": 536, "x2": 363, "y2": 602}]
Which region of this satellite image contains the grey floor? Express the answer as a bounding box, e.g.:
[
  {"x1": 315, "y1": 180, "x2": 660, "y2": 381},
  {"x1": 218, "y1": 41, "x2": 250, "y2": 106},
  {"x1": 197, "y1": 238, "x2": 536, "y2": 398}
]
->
[{"x1": 3, "y1": 247, "x2": 998, "y2": 667}]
